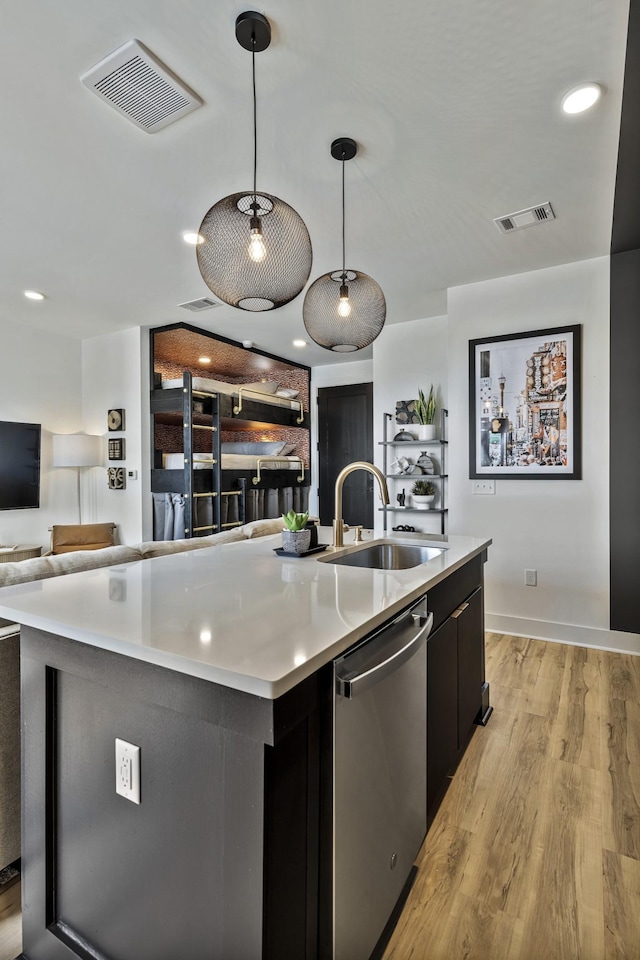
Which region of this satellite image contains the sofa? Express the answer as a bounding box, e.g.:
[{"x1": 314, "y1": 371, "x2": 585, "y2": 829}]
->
[{"x1": 0, "y1": 517, "x2": 284, "y2": 872}]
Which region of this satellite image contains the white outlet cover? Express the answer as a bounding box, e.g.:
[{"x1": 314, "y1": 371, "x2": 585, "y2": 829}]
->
[{"x1": 115, "y1": 738, "x2": 141, "y2": 804}]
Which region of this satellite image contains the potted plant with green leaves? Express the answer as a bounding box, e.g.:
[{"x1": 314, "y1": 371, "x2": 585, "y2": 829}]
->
[
  {"x1": 410, "y1": 479, "x2": 436, "y2": 509},
  {"x1": 281, "y1": 509, "x2": 311, "y2": 554},
  {"x1": 414, "y1": 385, "x2": 437, "y2": 440}
]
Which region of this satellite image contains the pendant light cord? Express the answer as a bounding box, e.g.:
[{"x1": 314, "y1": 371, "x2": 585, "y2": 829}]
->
[
  {"x1": 252, "y1": 38, "x2": 258, "y2": 203},
  {"x1": 341, "y1": 152, "x2": 346, "y2": 278}
]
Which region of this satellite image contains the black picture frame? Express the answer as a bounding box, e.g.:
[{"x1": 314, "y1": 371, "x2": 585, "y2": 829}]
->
[
  {"x1": 108, "y1": 438, "x2": 125, "y2": 461},
  {"x1": 107, "y1": 467, "x2": 126, "y2": 490},
  {"x1": 469, "y1": 324, "x2": 582, "y2": 480},
  {"x1": 107, "y1": 408, "x2": 125, "y2": 432}
]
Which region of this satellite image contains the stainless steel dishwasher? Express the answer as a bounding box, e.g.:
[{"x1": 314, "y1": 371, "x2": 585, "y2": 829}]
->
[{"x1": 332, "y1": 595, "x2": 432, "y2": 960}]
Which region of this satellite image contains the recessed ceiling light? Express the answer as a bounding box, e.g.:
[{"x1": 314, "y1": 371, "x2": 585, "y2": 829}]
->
[
  {"x1": 183, "y1": 231, "x2": 204, "y2": 245},
  {"x1": 293, "y1": 339, "x2": 307, "y2": 348},
  {"x1": 24, "y1": 290, "x2": 45, "y2": 300},
  {"x1": 198, "y1": 356, "x2": 211, "y2": 364},
  {"x1": 561, "y1": 83, "x2": 603, "y2": 114}
]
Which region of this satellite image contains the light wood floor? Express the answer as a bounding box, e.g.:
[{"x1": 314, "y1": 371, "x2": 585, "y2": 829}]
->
[
  {"x1": 0, "y1": 879, "x2": 20, "y2": 960},
  {"x1": 384, "y1": 633, "x2": 640, "y2": 960},
  {"x1": 1, "y1": 634, "x2": 638, "y2": 960}
]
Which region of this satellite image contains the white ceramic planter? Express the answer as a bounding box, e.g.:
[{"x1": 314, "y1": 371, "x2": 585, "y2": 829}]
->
[
  {"x1": 416, "y1": 424, "x2": 437, "y2": 441},
  {"x1": 412, "y1": 494, "x2": 435, "y2": 510},
  {"x1": 281, "y1": 528, "x2": 311, "y2": 555}
]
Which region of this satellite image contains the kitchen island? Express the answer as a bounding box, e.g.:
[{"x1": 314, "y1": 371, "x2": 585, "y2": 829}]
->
[{"x1": 0, "y1": 529, "x2": 491, "y2": 960}]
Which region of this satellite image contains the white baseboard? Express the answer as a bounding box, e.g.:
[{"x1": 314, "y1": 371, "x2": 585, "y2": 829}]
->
[{"x1": 485, "y1": 613, "x2": 640, "y2": 656}]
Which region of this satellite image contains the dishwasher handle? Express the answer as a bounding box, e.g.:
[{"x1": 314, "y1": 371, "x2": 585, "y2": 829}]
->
[{"x1": 337, "y1": 610, "x2": 434, "y2": 699}]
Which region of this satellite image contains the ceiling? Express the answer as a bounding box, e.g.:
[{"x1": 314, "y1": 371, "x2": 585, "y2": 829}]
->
[{"x1": 0, "y1": 0, "x2": 630, "y2": 366}]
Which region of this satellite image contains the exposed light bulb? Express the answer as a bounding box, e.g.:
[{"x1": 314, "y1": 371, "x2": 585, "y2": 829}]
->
[
  {"x1": 248, "y1": 216, "x2": 266, "y2": 262},
  {"x1": 338, "y1": 282, "x2": 351, "y2": 317},
  {"x1": 338, "y1": 297, "x2": 351, "y2": 317}
]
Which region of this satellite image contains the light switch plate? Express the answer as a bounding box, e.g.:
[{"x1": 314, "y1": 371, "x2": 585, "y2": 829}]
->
[
  {"x1": 472, "y1": 479, "x2": 495, "y2": 495},
  {"x1": 115, "y1": 738, "x2": 140, "y2": 804}
]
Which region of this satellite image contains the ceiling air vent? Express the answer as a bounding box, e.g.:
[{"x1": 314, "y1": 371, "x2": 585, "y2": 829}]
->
[
  {"x1": 178, "y1": 297, "x2": 221, "y2": 313},
  {"x1": 80, "y1": 39, "x2": 202, "y2": 133},
  {"x1": 494, "y1": 202, "x2": 555, "y2": 234}
]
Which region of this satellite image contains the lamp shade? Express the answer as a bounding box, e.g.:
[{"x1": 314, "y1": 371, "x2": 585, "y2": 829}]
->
[
  {"x1": 197, "y1": 191, "x2": 312, "y2": 311},
  {"x1": 303, "y1": 269, "x2": 386, "y2": 352},
  {"x1": 52, "y1": 434, "x2": 102, "y2": 468}
]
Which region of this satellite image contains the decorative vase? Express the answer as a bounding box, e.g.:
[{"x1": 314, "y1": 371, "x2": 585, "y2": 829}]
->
[
  {"x1": 416, "y1": 451, "x2": 435, "y2": 474},
  {"x1": 281, "y1": 528, "x2": 311, "y2": 555},
  {"x1": 412, "y1": 494, "x2": 435, "y2": 510},
  {"x1": 416, "y1": 424, "x2": 437, "y2": 441}
]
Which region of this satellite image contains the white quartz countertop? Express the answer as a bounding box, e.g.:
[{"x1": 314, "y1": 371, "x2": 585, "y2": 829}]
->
[{"x1": 0, "y1": 530, "x2": 490, "y2": 699}]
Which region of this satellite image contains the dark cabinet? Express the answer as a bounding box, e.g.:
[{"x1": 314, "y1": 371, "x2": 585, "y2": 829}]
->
[
  {"x1": 427, "y1": 616, "x2": 458, "y2": 813},
  {"x1": 456, "y1": 586, "x2": 484, "y2": 750},
  {"x1": 426, "y1": 577, "x2": 487, "y2": 822}
]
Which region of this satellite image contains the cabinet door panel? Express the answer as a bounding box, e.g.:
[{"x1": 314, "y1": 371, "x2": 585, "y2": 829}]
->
[
  {"x1": 457, "y1": 587, "x2": 483, "y2": 750},
  {"x1": 427, "y1": 617, "x2": 458, "y2": 814}
]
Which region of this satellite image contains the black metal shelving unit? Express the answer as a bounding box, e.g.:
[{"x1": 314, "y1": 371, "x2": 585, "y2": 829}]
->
[{"x1": 379, "y1": 408, "x2": 449, "y2": 535}]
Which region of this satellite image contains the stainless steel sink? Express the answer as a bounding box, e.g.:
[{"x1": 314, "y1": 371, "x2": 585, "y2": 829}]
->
[{"x1": 324, "y1": 541, "x2": 445, "y2": 570}]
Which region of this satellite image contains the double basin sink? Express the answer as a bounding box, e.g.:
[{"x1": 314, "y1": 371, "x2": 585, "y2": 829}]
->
[{"x1": 322, "y1": 539, "x2": 445, "y2": 570}]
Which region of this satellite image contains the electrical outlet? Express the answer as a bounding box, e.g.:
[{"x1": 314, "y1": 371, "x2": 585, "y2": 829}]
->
[
  {"x1": 472, "y1": 479, "x2": 495, "y2": 495},
  {"x1": 115, "y1": 738, "x2": 140, "y2": 804},
  {"x1": 127, "y1": 469, "x2": 138, "y2": 480},
  {"x1": 525, "y1": 569, "x2": 537, "y2": 587}
]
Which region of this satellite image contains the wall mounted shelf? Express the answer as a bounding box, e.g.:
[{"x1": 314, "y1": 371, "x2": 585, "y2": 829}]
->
[{"x1": 380, "y1": 409, "x2": 449, "y2": 535}]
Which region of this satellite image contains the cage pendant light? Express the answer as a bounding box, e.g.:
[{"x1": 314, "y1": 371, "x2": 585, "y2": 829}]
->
[
  {"x1": 196, "y1": 12, "x2": 312, "y2": 312},
  {"x1": 303, "y1": 138, "x2": 386, "y2": 351}
]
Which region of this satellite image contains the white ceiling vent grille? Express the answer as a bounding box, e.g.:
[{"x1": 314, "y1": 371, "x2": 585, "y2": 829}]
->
[
  {"x1": 178, "y1": 297, "x2": 221, "y2": 313},
  {"x1": 494, "y1": 202, "x2": 556, "y2": 234},
  {"x1": 80, "y1": 40, "x2": 202, "y2": 133}
]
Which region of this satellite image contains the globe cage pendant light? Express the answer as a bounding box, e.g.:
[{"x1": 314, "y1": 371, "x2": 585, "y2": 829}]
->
[
  {"x1": 196, "y1": 12, "x2": 312, "y2": 311},
  {"x1": 303, "y1": 138, "x2": 386, "y2": 352}
]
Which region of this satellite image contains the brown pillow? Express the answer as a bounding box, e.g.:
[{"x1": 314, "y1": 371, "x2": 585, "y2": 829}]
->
[{"x1": 50, "y1": 523, "x2": 116, "y2": 555}]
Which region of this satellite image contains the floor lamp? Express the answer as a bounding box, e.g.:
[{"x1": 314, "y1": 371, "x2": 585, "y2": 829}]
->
[{"x1": 52, "y1": 434, "x2": 103, "y2": 524}]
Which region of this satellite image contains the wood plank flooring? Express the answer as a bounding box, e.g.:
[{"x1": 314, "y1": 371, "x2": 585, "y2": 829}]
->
[
  {"x1": 384, "y1": 634, "x2": 640, "y2": 960},
  {"x1": 0, "y1": 634, "x2": 638, "y2": 960},
  {"x1": 0, "y1": 879, "x2": 20, "y2": 960}
]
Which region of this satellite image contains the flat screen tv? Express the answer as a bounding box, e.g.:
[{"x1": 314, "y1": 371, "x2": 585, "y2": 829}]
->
[{"x1": 0, "y1": 421, "x2": 41, "y2": 510}]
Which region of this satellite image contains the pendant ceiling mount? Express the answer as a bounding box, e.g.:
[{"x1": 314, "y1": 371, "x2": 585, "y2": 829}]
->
[
  {"x1": 303, "y1": 137, "x2": 386, "y2": 352},
  {"x1": 196, "y1": 11, "x2": 312, "y2": 312},
  {"x1": 235, "y1": 11, "x2": 271, "y2": 52},
  {"x1": 330, "y1": 137, "x2": 357, "y2": 162}
]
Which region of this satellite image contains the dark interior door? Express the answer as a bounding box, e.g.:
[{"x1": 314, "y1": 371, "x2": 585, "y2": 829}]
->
[{"x1": 317, "y1": 383, "x2": 374, "y2": 527}]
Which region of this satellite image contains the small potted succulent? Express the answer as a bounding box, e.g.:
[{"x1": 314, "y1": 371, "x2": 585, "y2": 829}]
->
[
  {"x1": 411, "y1": 479, "x2": 436, "y2": 509},
  {"x1": 414, "y1": 386, "x2": 437, "y2": 440},
  {"x1": 281, "y1": 510, "x2": 311, "y2": 554}
]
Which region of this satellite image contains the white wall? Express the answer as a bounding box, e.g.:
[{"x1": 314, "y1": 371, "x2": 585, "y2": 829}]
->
[
  {"x1": 0, "y1": 325, "x2": 82, "y2": 549},
  {"x1": 309, "y1": 359, "x2": 373, "y2": 516},
  {"x1": 82, "y1": 327, "x2": 151, "y2": 545},
  {"x1": 448, "y1": 257, "x2": 637, "y2": 653},
  {"x1": 372, "y1": 315, "x2": 448, "y2": 535}
]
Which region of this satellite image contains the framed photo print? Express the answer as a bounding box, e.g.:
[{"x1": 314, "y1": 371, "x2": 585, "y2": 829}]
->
[{"x1": 469, "y1": 325, "x2": 581, "y2": 480}]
